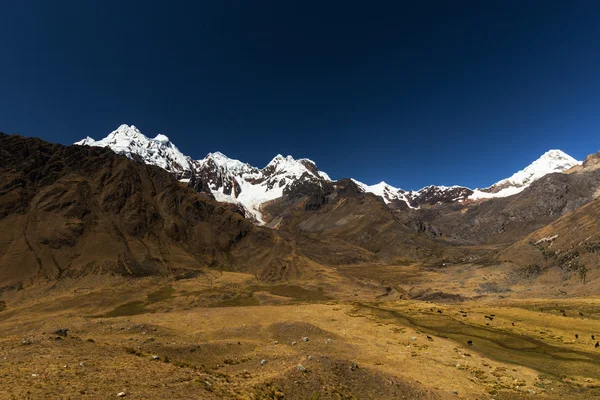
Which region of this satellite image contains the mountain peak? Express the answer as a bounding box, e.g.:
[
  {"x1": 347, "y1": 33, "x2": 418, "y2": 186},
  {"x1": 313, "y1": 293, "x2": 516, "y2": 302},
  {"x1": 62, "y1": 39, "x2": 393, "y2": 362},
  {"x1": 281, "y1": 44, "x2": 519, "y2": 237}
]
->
[
  {"x1": 535, "y1": 149, "x2": 580, "y2": 168},
  {"x1": 370, "y1": 181, "x2": 398, "y2": 191},
  {"x1": 202, "y1": 151, "x2": 257, "y2": 175},
  {"x1": 205, "y1": 151, "x2": 232, "y2": 162},
  {"x1": 74, "y1": 136, "x2": 95, "y2": 146},
  {"x1": 111, "y1": 124, "x2": 144, "y2": 138},
  {"x1": 541, "y1": 149, "x2": 572, "y2": 158},
  {"x1": 267, "y1": 154, "x2": 295, "y2": 166},
  {"x1": 74, "y1": 125, "x2": 190, "y2": 174},
  {"x1": 471, "y1": 149, "x2": 581, "y2": 199},
  {"x1": 498, "y1": 149, "x2": 580, "y2": 188}
]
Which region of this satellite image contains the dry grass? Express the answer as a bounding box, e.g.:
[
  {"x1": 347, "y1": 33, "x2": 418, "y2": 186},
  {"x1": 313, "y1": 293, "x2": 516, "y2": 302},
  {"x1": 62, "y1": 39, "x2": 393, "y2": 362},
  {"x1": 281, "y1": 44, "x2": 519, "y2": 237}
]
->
[{"x1": 1, "y1": 266, "x2": 600, "y2": 399}]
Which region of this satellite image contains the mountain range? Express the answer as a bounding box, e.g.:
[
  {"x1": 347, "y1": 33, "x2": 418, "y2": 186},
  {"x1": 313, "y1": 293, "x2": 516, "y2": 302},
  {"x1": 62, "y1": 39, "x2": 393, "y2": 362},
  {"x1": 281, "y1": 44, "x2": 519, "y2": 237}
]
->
[
  {"x1": 75, "y1": 125, "x2": 581, "y2": 224},
  {"x1": 3, "y1": 125, "x2": 599, "y2": 292}
]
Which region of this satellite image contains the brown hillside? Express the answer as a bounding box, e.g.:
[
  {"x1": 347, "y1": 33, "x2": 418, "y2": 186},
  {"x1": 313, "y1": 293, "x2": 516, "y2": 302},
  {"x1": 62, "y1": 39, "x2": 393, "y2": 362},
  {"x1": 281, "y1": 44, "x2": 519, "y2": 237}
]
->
[
  {"x1": 500, "y1": 196, "x2": 600, "y2": 293},
  {"x1": 400, "y1": 170, "x2": 600, "y2": 245},
  {"x1": 263, "y1": 179, "x2": 448, "y2": 264},
  {"x1": 0, "y1": 133, "x2": 312, "y2": 288}
]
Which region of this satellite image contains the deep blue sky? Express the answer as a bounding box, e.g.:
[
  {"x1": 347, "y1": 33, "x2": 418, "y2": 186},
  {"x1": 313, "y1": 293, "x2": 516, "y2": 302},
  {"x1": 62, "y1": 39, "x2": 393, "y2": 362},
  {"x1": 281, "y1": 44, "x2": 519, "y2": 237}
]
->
[{"x1": 1, "y1": 1, "x2": 599, "y2": 190}]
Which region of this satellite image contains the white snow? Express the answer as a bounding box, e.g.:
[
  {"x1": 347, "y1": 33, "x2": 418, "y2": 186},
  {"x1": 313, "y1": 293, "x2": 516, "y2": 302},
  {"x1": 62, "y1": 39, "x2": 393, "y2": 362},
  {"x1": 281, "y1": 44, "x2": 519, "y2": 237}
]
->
[
  {"x1": 153, "y1": 134, "x2": 170, "y2": 143},
  {"x1": 414, "y1": 184, "x2": 465, "y2": 193},
  {"x1": 534, "y1": 234, "x2": 559, "y2": 245},
  {"x1": 352, "y1": 179, "x2": 416, "y2": 209},
  {"x1": 469, "y1": 186, "x2": 525, "y2": 200},
  {"x1": 200, "y1": 151, "x2": 257, "y2": 176},
  {"x1": 493, "y1": 149, "x2": 579, "y2": 188},
  {"x1": 470, "y1": 150, "x2": 581, "y2": 200},
  {"x1": 75, "y1": 124, "x2": 191, "y2": 173},
  {"x1": 230, "y1": 154, "x2": 331, "y2": 223}
]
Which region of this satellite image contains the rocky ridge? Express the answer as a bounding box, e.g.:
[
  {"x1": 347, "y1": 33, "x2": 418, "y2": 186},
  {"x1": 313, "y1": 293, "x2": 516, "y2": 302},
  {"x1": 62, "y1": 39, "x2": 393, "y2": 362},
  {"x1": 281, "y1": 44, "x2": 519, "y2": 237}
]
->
[{"x1": 76, "y1": 125, "x2": 581, "y2": 224}]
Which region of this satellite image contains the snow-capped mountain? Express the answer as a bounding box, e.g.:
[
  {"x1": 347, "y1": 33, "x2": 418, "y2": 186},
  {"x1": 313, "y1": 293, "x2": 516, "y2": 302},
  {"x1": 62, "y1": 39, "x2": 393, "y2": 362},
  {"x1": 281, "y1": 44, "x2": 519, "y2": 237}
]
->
[
  {"x1": 75, "y1": 125, "x2": 582, "y2": 224},
  {"x1": 470, "y1": 150, "x2": 581, "y2": 199},
  {"x1": 351, "y1": 180, "x2": 473, "y2": 208},
  {"x1": 75, "y1": 125, "x2": 191, "y2": 175},
  {"x1": 351, "y1": 180, "x2": 416, "y2": 209},
  {"x1": 207, "y1": 154, "x2": 331, "y2": 223},
  {"x1": 353, "y1": 150, "x2": 580, "y2": 206},
  {"x1": 410, "y1": 185, "x2": 473, "y2": 205},
  {"x1": 75, "y1": 125, "x2": 331, "y2": 223}
]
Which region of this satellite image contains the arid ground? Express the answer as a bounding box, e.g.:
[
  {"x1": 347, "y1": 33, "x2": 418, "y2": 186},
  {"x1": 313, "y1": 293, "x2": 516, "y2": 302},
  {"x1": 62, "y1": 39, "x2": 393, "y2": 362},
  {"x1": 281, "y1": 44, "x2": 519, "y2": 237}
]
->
[{"x1": 2, "y1": 261, "x2": 600, "y2": 400}]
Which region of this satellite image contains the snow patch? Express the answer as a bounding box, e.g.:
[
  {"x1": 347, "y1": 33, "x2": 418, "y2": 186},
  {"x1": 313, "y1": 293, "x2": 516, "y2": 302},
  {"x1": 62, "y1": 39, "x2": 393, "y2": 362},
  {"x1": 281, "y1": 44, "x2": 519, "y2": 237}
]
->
[
  {"x1": 352, "y1": 179, "x2": 416, "y2": 209},
  {"x1": 535, "y1": 234, "x2": 559, "y2": 245}
]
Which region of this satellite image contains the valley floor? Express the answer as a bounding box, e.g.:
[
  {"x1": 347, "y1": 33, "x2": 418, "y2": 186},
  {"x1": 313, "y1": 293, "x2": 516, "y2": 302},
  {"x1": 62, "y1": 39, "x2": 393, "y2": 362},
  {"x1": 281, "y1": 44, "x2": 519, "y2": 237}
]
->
[{"x1": 1, "y1": 264, "x2": 600, "y2": 399}]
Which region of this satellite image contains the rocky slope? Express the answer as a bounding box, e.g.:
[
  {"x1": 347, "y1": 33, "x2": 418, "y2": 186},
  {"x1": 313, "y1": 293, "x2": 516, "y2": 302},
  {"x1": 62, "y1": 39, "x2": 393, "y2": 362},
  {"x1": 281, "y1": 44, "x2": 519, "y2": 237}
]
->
[
  {"x1": 0, "y1": 132, "x2": 321, "y2": 288},
  {"x1": 566, "y1": 150, "x2": 600, "y2": 174},
  {"x1": 401, "y1": 167, "x2": 600, "y2": 244},
  {"x1": 261, "y1": 178, "x2": 447, "y2": 265},
  {"x1": 500, "y1": 195, "x2": 600, "y2": 294},
  {"x1": 3, "y1": 132, "x2": 456, "y2": 289}
]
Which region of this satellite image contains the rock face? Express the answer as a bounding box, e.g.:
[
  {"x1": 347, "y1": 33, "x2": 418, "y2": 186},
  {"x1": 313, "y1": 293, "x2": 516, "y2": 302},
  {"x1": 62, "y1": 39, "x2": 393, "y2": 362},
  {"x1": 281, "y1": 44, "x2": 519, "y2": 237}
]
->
[
  {"x1": 566, "y1": 150, "x2": 600, "y2": 174},
  {"x1": 581, "y1": 151, "x2": 600, "y2": 170},
  {"x1": 0, "y1": 132, "x2": 313, "y2": 288}
]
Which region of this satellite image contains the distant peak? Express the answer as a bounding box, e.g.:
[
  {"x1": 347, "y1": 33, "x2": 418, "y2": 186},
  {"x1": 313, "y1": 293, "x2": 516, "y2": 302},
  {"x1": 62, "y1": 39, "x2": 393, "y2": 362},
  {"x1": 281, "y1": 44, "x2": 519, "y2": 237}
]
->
[
  {"x1": 116, "y1": 124, "x2": 136, "y2": 132},
  {"x1": 537, "y1": 149, "x2": 581, "y2": 164},
  {"x1": 544, "y1": 149, "x2": 568, "y2": 155},
  {"x1": 110, "y1": 124, "x2": 145, "y2": 139},
  {"x1": 530, "y1": 149, "x2": 581, "y2": 168},
  {"x1": 74, "y1": 136, "x2": 95, "y2": 145},
  {"x1": 205, "y1": 151, "x2": 235, "y2": 163},
  {"x1": 207, "y1": 151, "x2": 228, "y2": 158},
  {"x1": 202, "y1": 151, "x2": 253, "y2": 173},
  {"x1": 472, "y1": 148, "x2": 581, "y2": 199},
  {"x1": 367, "y1": 181, "x2": 396, "y2": 191},
  {"x1": 540, "y1": 149, "x2": 567, "y2": 158},
  {"x1": 268, "y1": 154, "x2": 294, "y2": 165}
]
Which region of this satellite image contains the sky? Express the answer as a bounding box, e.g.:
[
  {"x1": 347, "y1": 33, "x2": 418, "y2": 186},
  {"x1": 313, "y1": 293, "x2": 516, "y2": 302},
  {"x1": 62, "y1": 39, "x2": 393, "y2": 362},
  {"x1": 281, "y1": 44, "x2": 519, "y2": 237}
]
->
[{"x1": 1, "y1": 1, "x2": 599, "y2": 190}]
